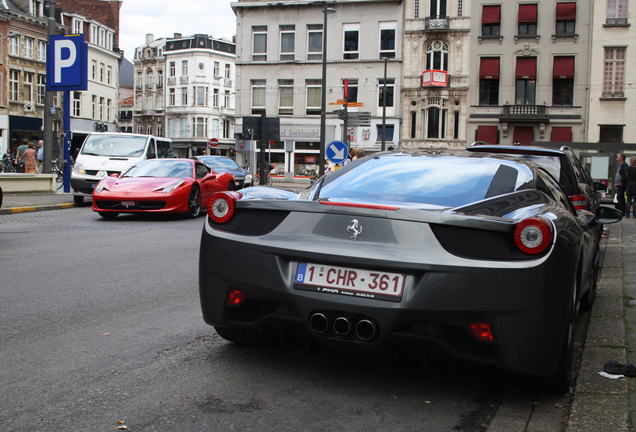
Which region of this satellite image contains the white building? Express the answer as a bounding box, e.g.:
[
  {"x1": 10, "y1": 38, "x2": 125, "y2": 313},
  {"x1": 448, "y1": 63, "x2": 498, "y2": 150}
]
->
[
  {"x1": 133, "y1": 34, "x2": 168, "y2": 138},
  {"x1": 163, "y1": 33, "x2": 236, "y2": 158},
  {"x1": 232, "y1": 0, "x2": 403, "y2": 179}
]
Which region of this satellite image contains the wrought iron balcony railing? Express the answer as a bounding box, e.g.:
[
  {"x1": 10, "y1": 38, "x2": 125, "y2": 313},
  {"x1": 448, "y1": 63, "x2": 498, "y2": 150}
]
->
[{"x1": 425, "y1": 16, "x2": 449, "y2": 31}]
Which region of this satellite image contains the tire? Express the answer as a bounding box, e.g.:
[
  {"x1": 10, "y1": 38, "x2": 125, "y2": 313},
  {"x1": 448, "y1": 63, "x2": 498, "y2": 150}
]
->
[
  {"x1": 580, "y1": 246, "x2": 600, "y2": 312},
  {"x1": 266, "y1": 176, "x2": 273, "y2": 186},
  {"x1": 99, "y1": 212, "x2": 119, "y2": 219},
  {"x1": 215, "y1": 326, "x2": 265, "y2": 347},
  {"x1": 187, "y1": 185, "x2": 201, "y2": 218},
  {"x1": 228, "y1": 181, "x2": 236, "y2": 191},
  {"x1": 74, "y1": 196, "x2": 84, "y2": 205}
]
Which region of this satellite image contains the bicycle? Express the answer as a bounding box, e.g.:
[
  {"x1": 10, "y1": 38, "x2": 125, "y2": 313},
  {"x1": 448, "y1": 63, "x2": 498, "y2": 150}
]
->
[
  {"x1": 51, "y1": 158, "x2": 64, "y2": 183},
  {"x1": 253, "y1": 173, "x2": 273, "y2": 186},
  {"x1": 1, "y1": 157, "x2": 15, "y2": 173}
]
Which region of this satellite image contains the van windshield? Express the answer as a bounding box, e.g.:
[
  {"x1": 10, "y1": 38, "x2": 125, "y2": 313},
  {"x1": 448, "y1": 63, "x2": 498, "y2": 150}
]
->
[{"x1": 80, "y1": 135, "x2": 148, "y2": 157}]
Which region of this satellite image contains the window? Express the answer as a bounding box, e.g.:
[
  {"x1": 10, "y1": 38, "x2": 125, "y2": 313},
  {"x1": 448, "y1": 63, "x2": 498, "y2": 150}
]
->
[
  {"x1": 168, "y1": 118, "x2": 175, "y2": 137},
  {"x1": 157, "y1": 123, "x2": 163, "y2": 137},
  {"x1": 553, "y1": 56, "x2": 574, "y2": 106},
  {"x1": 425, "y1": 98, "x2": 447, "y2": 139},
  {"x1": 107, "y1": 33, "x2": 113, "y2": 50},
  {"x1": 94, "y1": 62, "x2": 98, "y2": 81},
  {"x1": 415, "y1": 0, "x2": 419, "y2": 18},
  {"x1": 379, "y1": 22, "x2": 396, "y2": 59},
  {"x1": 476, "y1": 125, "x2": 499, "y2": 144},
  {"x1": 211, "y1": 118, "x2": 219, "y2": 138},
  {"x1": 342, "y1": 78, "x2": 358, "y2": 102},
  {"x1": 9, "y1": 70, "x2": 19, "y2": 101},
  {"x1": 195, "y1": 86, "x2": 208, "y2": 106},
  {"x1": 146, "y1": 71, "x2": 153, "y2": 89},
  {"x1": 38, "y1": 40, "x2": 46, "y2": 61},
  {"x1": 23, "y1": 72, "x2": 33, "y2": 102},
  {"x1": 181, "y1": 60, "x2": 188, "y2": 76},
  {"x1": 343, "y1": 24, "x2": 360, "y2": 60},
  {"x1": 107, "y1": 66, "x2": 112, "y2": 85},
  {"x1": 24, "y1": 38, "x2": 33, "y2": 58},
  {"x1": 169, "y1": 62, "x2": 175, "y2": 77},
  {"x1": 603, "y1": 48, "x2": 625, "y2": 97},
  {"x1": 253, "y1": 25, "x2": 267, "y2": 61},
  {"x1": 458, "y1": 0, "x2": 463, "y2": 16},
  {"x1": 306, "y1": 79, "x2": 322, "y2": 115},
  {"x1": 599, "y1": 125, "x2": 623, "y2": 142},
  {"x1": 278, "y1": 79, "x2": 294, "y2": 115},
  {"x1": 136, "y1": 72, "x2": 142, "y2": 89},
  {"x1": 307, "y1": 24, "x2": 323, "y2": 60},
  {"x1": 194, "y1": 117, "x2": 207, "y2": 137},
  {"x1": 100, "y1": 29, "x2": 105, "y2": 47},
  {"x1": 37, "y1": 75, "x2": 45, "y2": 104},
  {"x1": 214, "y1": 61, "x2": 219, "y2": 76},
  {"x1": 213, "y1": 88, "x2": 219, "y2": 107},
  {"x1": 479, "y1": 57, "x2": 500, "y2": 106},
  {"x1": 73, "y1": 18, "x2": 82, "y2": 34},
  {"x1": 29, "y1": 0, "x2": 42, "y2": 17},
  {"x1": 181, "y1": 87, "x2": 188, "y2": 105},
  {"x1": 252, "y1": 79, "x2": 266, "y2": 115},
  {"x1": 224, "y1": 90, "x2": 230, "y2": 108},
  {"x1": 223, "y1": 120, "x2": 230, "y2": 139},
  {"x1": 169, "y1": 88, "x2": 175, "y2": 106},
  {"x1": 9, "y1": 36, "x2": 19, "y2": 55},
  {"x1": 107, "y1": 99, "x2": 111, "y2": 121},
  {"x1": 551, "y1": 126, "x2": 572, "y2": 142},
  {"x1": 224, "y1": 64, "x2": 231, "y2": 79},
  {"x1": 90, "y1": 24, "x2": 98, "y2": 44},
  {"x1": 376, "y1": 125, "x2": 395, "y2": 142},
  {"x1": 482, "y1": 5, "x2": 501, "y2": 36},
  {"x1": 72, "y1": 92, "x2": 81, "y2": 116},
  {"x1": 518, "y1": 4, "x2": 538, "y2": 35},
  {"x1": 556, "y1": 3, "x2": 576, "y2": 35},
  {"x1": 99, "y1": 97, "x2": 104, "y2": 120},
  {"x1": 607, "y1": 0, "x2": 629, "y2": 24},
  {"x1": 146, "y1": 96, "x2": 152, "y2": 112},
  {"x1": 454, "y1": 112, "x2": 460, "y2": 139},
  {"x1": 93, "y1": 95, "x2": 97, "y2": 118},
  {"x1": 411, "y1": 111, "x2": 417, "y2": 138},
  {"x1": 378, "y1": 78, "x2": 395, "y2": 108},
  {"x1": 280, "y1": 25, "x2": 295, "y2": 61},
  {"x1": 99, "y1": 63, "x2": 104, "y2": 82},
  {"x1": 157, "y1": 70, "x2": 163, "y2": 88},
  {"x1": 429, "y1": 0, "x2": 447, "y2": 17},
  {"x1": 426, "y1": 40, "x2": 448, "y2": 71},
  {"x1": 515, "y1": 57, "x2": 536, "y2": 105},
  {"x1": 180, "y1": 118, "x2": 188, "y2": 138},
  {"x1": 137, "y1": 123, "x2": 143, "y2": 134},
  {"x1": 157, "y1": 94, "x2": 163, "y2": 110},
  {"x1": 147, "y1": 123, "x2": 152, "y2": 135}
]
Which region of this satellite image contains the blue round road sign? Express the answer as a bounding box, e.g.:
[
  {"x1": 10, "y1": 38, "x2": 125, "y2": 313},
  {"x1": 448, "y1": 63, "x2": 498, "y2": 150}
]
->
[{"x1": 326, "y1": 140, "x2": 348, "y2": 164}]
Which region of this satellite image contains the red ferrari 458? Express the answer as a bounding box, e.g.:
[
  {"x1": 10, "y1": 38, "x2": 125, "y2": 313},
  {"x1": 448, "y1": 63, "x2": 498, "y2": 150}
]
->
[{"x1": 92, "y1": 158, "x2": 235, "y2": 219}]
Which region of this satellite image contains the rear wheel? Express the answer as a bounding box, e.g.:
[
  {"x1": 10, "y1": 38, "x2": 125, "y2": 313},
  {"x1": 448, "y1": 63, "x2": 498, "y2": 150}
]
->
[
  {"x1": 215, "y1": 326, "x2": 265, "y2": 347},
  {"x1": 580, "y1": 246, "x2": 600, "y2": 312},
  {"x1": 266, "y1": 176, "x2": 273, "y2": 186},
  {"x1": 187, "y1": 185, "x2": 201, "y2": 218},
  {"x1": 99, "y1": 212, "x2": 119, "y2": 219},
  {"x1": 228, "y1": 182, "x2": 236, "y2": 191},
  {"x1": 73, "y1": 196, "x2": 84, "y2": 205},
  {"x1": 545, "y1": 282, "x2": 576, "y2": 392}
]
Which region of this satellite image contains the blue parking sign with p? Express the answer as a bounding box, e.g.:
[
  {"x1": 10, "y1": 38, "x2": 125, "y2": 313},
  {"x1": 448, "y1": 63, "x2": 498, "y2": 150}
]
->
[{"x1": 46, "y1": 35, "x2": 88, "y2": 91}]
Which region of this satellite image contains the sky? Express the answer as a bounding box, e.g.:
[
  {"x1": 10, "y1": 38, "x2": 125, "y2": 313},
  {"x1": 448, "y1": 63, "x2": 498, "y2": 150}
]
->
[{"x1": 118, "y1": 0, "x2": 237, "y2": 62}]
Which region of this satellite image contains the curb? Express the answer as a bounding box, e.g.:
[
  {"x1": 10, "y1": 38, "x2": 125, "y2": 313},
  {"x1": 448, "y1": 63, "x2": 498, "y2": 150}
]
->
[{"x1": 0, "y1": 202, "x2": 75, "y2": 215}]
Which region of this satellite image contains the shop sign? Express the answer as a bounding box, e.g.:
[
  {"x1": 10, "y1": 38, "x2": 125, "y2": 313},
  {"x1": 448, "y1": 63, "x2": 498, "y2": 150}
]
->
[
  {"x1": 305, "y1": 156, "x2": 317, "y2": 163},
  {"x1": 280, "y1": 128, "x2": 320, "y2": 139}
]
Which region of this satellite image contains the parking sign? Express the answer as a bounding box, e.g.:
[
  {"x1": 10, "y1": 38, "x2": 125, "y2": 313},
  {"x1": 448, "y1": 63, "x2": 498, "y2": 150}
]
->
[{"x1": 46, "y1": 34, "x2": 88, "y2": 91}]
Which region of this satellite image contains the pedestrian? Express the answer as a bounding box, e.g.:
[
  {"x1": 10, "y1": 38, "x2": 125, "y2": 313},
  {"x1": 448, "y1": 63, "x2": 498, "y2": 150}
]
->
[
  {"x1": 36, "y1": 140, "x2": 43, "y2": 173},
  {"x1": 353, "y1": 147, "x2": 364, "y2": 161},
  {"x1": 625, "y1": 157, "x2": 636, "y2": 218},
  {"x1": 15, "y1": 138, "x2": 28, "y2": 173},
  {"x1": 513, "y1": 139, "x2": 521, "y2": 146},
  {"x1": 20, "y1": 141, "x2": 37, "y2": 174},
  {"x1": 343, "y1": 147, "x2": 356, "y2": 165},
  {"x1": 615, "y1": 153, "x2": 629, "y2": 214}
]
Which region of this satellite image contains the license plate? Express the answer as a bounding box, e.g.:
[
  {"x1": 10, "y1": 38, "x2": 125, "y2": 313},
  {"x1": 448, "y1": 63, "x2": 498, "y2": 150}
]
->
[
  {"x1": 294, "y1": 262, "x2": 404, "y2": 302},
  {"x1": 121, "y1": 201, "x2": 135, "y2": 207}
]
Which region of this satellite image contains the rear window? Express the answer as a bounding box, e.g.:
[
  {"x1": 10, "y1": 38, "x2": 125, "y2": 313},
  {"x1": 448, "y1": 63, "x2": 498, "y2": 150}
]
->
[
  {"x1": 319, "y1": 156, "x2": 534, "y2": 208},
  {"x1": 511, "y1": 154, "x2": 576, "y2": 194}
]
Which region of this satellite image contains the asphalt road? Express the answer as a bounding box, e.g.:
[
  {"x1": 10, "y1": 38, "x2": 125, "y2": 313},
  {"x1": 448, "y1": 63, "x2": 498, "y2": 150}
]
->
[{"x1": 0, "y1": 207, "x2": 574, "y2": 432}]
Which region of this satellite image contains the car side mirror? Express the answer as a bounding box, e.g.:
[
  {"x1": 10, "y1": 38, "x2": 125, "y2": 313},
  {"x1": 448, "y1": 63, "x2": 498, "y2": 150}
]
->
[
  {"x1": 203, "y1": 174, "x2": 217, "y2": 181},
  {"x1": 594, "y1": 182, "x2": 608, "y2": 192},
  {"x1": 582, "y1": 205, "x2": 623, "y2": 232}
]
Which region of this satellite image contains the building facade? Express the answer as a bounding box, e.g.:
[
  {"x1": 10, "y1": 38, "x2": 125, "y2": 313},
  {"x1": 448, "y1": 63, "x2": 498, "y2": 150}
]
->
[
  {"x1": 401, "y1": 0, "x2": 471, "y2": 149},
  {"x1": 467, "y1": 0, "x2": 591, "y2": 146},
  {"x1": 232, "y1": 0, "x2": 403, "y2": 179},
  {"x1": 163, "y1": 33, "x2": 236, "y2": 158},
  {"x1": 133, "y1": 34, "x2": 167, "y2": 138}
]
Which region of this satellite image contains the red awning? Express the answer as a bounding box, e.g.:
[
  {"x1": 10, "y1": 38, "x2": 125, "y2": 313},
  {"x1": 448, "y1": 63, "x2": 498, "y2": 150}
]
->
[
  {"x1": 476, "y1": 126, "x2": 498, "y2": 144},
  {"x1": 480, "y1": 57, "x2": 500, "y2": 78},
  {"x1": 556, "y1": 2, "x2": 576, "y2": 20},
  {"x1": 516, "y1": 57, "x2": 537, "y2": 79},
  {"x1": 553, "y1": 56, "x2": 575, "y2": 78},
  {"x1": 518, "y1": 4, "x2": 538, "y2": 22},
  {"x1": 513, "y1": 126, "x2": 534, "y2": 146},
  {"x1": 482, "y1": 5, "x2": 501, "y2": 24},
  {"x1": 551, "y1": 127, "x2": 572, "y2": 142}
]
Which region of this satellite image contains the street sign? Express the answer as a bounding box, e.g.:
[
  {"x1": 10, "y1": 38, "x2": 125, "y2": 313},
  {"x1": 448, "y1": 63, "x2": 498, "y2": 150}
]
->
[
  {"x1": 46, "y1": 34, "x2": 88, "y2": 91},
  {"x1": 209, "y1": 138, "x2": 219, "y2": 147},
  {"x1": 326, "y1": 140, "x2": 348, "y2": 164}
]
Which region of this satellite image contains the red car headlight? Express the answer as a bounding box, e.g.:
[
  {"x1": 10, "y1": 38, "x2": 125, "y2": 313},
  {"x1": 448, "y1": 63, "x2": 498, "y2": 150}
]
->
[{"x1": 208, "y1": 191, "x2": 242, "y2": 223}]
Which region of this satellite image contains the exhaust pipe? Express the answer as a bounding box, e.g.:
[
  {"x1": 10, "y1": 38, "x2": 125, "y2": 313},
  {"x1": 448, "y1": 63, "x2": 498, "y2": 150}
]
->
[
  {"x1": 355, "y1": 319, "x2": 377, "y2": 341},
  {"x1": 309, "y1": 312, "x2": 329, "y2": 334},
  {"x1": 333, "y1": 317, "x2": 352, "y2": 336}
]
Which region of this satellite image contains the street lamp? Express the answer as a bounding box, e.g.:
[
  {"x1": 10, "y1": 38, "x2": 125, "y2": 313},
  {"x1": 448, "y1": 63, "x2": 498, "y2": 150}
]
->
[
  {"x1": 0, "y1": 32, "x2": 21, "y2": 40},
  {"x1": 319, "y1": 5, "x2": 335, "y2": 177}
]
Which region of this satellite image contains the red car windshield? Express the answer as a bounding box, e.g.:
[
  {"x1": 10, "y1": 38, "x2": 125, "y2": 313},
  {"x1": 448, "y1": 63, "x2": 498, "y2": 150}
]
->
[{"x1": 123, "y1": 160, "x2": 193, "y2": 178}]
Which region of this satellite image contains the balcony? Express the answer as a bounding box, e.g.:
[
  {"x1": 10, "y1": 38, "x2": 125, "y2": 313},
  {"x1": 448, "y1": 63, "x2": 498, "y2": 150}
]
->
[
  {"x1": 180, "y1": 76, "x2": 189, "y2": 83},
  {"x1": 223, "y1": 78, "x2": 232, "y2": 87},
  {"x1": 500, "y1": 104, "x2": 548, "y2": 122},
  {"x1": 425, "y1": 16, "x2": 449, "y2": 31},
  {"x1": 135, "y1": 84, "x2": 142, "y2": 92},
  {"x1": 145, "y1": 84, "x2": 154, "y2": 90},
  {"x1": 167, "y1": 77, "x2": 176, "y2": 85}
]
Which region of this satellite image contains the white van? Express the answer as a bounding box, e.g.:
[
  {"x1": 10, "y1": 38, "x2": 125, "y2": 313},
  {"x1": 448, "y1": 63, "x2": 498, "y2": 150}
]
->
[{"x1": 71, "y1": 133, "x2": 173, "y2": 203}]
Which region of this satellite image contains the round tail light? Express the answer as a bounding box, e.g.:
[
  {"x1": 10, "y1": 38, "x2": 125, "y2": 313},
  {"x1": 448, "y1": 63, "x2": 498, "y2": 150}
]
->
[
  {"x1": 514, "y1": 217, "x2": 553, "y2": 255},
  {"x1": 208, "y1": 191, "x2": 242, "y2": 223}
]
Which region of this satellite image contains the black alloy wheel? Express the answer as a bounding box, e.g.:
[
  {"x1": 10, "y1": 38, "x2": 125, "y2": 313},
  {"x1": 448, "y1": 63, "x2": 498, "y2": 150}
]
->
[
  {"x1": 228, "y1": 182, "x2": 236, "y2": 191},
  {"x1": 187, "y1": 185, "x2": 201, "y2": 218}
]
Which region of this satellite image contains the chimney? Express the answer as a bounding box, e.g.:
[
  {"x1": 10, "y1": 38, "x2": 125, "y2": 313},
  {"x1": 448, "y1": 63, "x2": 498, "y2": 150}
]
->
[
  {"x1": 146, "y1": 33, "x2": 154, "y2": 44},
  {"x1": 174, "y1": 33, "x2": 182, "y2": 39}
]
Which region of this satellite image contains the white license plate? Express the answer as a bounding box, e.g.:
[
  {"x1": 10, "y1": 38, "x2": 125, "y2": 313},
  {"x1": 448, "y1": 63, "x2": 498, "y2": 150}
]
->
[
  {"x1": 294, "y1": 262, "x2": 404, "y2": 302},
  {"x1": 121, "y1": 201, "x2": 135, "y2": 206}
]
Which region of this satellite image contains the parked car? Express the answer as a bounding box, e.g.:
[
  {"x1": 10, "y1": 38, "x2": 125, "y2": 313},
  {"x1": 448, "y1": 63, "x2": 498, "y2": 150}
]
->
[
  {"x1": 192, "y1": 156, "x2": 252, "y2": 189},
  {"x1": 199, "y1": 150, "x2": 622, "y2": 391},
  {"x1": 91, "y1": 158, "x2": 235, "y2": 219}
]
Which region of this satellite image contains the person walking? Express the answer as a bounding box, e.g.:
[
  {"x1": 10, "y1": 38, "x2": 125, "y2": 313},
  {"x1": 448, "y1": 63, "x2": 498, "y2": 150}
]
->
[
  {"x1": 615, "y1": 153, "x2": 629, "y2": 215},
  {"x1": 20, "y1": 141, "x2": 37, "y2": 174},
  {"x1": 626, "y1": 157, "x2": 636, "y2": 218},
  {"x1": 36, "y1": 140, "x2": 43, "y2": 173},
  {"x1": 343, "y1": 147, "x2": 356, "y2": 165},
  {"x1": 15, "y1": 138, "x2": 28, "y2": 173}
]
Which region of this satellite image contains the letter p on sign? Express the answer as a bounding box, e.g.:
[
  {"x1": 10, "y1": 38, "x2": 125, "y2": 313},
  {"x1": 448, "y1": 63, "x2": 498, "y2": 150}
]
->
[{"x1": 54, "y1": 39, "x2": 76, "y2": 83}]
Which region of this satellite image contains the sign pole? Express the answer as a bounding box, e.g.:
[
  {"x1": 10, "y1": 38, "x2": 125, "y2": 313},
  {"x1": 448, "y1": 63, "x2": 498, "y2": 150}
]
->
[
  {"x1": 43, "y1": 0, "x2": 56, "y2": 173},
  {"x1": 63, "y1": 90, "x2": 71, "y2": 193}
]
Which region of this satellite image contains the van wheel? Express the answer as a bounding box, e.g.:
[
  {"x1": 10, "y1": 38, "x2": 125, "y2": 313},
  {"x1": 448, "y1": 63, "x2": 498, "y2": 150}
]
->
[{"x1": 74, "y1": 196, "x2": 84, "y2": 205}]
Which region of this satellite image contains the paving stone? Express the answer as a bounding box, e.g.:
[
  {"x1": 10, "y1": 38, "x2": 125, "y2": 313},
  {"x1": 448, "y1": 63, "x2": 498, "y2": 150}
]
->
[
  {"x1": 567, "y1": 394, "x2": 629, "y2": 432},
  {"x1": 585, "y1": 317, "x2": 625, "y2": 347},
  {"x1": 575, "y1": 347, "x2": 627, "y2": 395}
]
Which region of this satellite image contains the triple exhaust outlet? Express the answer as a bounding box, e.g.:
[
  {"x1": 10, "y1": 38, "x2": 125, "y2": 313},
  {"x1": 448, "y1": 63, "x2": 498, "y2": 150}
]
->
[{"x1": 309, "y1": 312, "x2": 377, "y2": 341}]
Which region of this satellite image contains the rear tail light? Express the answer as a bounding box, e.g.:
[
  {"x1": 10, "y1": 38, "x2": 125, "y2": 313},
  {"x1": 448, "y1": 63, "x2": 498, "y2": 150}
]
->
[
  {"x1": 208, "y1": 191, "x2": 242, "y2": 223},
  {"x1": 227, "y1": 289, "x2": 245, "y2": 306},
  {"x1": 514, "y1": 217, "x2": 553, "y2": 255},
  {"x1": 569, "y1": 193, "x2": 589, "y2": 211},
  {"x1": 469, "y1": 323, "x2": 494, "y2": 342}
]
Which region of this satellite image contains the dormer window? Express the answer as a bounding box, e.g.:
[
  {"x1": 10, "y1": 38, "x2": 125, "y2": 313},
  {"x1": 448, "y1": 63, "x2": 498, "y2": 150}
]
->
[
  {"x1": 73, "y1": 18, "x2": 83, "y2": 34},
  {"x1": 30, "y1": 0, "x2": 43, "y2": 17}
]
